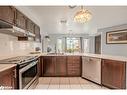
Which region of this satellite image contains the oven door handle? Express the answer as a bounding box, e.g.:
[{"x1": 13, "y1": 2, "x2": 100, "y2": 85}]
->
[{"x1": 19, "y1": 60, "x2": 38, "y2": 73}]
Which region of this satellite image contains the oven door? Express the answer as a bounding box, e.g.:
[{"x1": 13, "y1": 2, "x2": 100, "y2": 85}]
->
[{"x1": 19, "y1": 60, "x2": 38, "y2": 89}]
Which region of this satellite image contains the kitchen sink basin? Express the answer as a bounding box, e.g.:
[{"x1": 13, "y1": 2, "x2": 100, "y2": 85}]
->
[{"x1": 47, "y1": 53, "x2": 64, "y2": 55}]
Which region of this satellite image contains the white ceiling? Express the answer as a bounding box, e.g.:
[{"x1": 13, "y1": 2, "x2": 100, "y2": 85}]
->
[{"x1": 16, "y1": 6, "x2": 127, "y2": 35}]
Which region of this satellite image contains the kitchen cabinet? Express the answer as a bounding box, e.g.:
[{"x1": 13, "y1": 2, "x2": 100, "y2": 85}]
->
[
  {"x1": 37, "y1": 57, "x2": 43, "y2": 77},
  {"x1": 43, "y1": 56, "x2": 81, "y2": 77},
  {"x1": 67, "y1": 56, "x2": 81, "y2": 76},
  {"x1": 82, "y1": 56, "x2": 101, "y2": 84},
  {"x1": 43, "y1": 56, "x2": 67, "y2": 76},
  {"x1": 0, "y1": 6, "x2": 41, "y2": 42},
  {"x1": 0, "y1": 6, "x2": 15, "y2": 25},
  {"x1": 0, "y1": 66, "x2": 17, "y2": 89},
  {"x1": 55, "y1": 56, "x2": 67, "y2": 76},
  {"x1": 43, "y1": 56, "x2": 55, "y2": 76},
  {"x1": 15, "y1": 9, "x2": 26, "y2": 30},
  {"x1": 26, "y1": 18, "x2": 35, "y2": 34},
  {"x1": 34, "y1": 24, "x2": 41, "y2": 42},
  {"x1": 102, "y1": 59, "x2": 126, "y2": 89}
]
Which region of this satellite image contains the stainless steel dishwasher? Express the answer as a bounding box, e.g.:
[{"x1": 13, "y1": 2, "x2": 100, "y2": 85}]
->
[{"x1": 82, "y1": 56, "x2": 101, "y2": 84}]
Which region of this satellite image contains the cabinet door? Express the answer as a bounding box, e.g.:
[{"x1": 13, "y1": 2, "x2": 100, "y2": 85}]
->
[
  {"x1": 37, "y1": 57, "x2": 42, "y2": 77},
  {"x1": 34, "y1": 25, "x2": 41, "y2": 42},
  {"x1": 15, "y1": 10, "x2": 26, "y2": 29},
  {"x1": 102, "y1": 59, "x2": 126, "y2": 89},
  {"x1": 26, "y1": 18, "x2": 35, "y2": 34},
  {"x1": 67, "y1": 56, "x2": 81, "y2": 76},
  {"x1": 0, "y1": 6, "x2": 15, "y2": 25},
  {"x1": 43, "y1": 56, "x2": 55, "y2": 76},
  {"x1": 55, "y1": 56, "x2": 67, "y2": 76},
  {"x1": 0, "y1": 67, "x2": 16, "y2": 89}
]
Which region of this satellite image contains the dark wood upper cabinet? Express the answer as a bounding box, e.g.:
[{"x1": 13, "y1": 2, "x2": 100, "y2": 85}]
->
[
  {"x1": 67, "y1": 56, "x2": 81, "y2": 76},
  {"x1": 0, "y1": 6, "x2": 41, "y2": 42},
  {"x1": 102, "y1": 59, "x2": 126, "y2": 89},
  {"x1": 26, "y1": 18, "x2": 35, "y2": 34},
  {"x1": 34, "y1": 24, "x2": 41, "y2": 42},
  {"x1": 0, "y1": 66, "x2": 17, "y2": 89},
  {"x1": 15, "y1": 10, "x2": 26, "y2": 30},
  {"x1": 55, "y1": 56, "x2": 67, "y2": 76},
  {"x1": 0, "y1": 6, "x2": 15, "y2": 25}
]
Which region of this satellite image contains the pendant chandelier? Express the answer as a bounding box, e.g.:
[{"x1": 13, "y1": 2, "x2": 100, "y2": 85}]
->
[{"x1": 74, "y1": 6, "x2": 92, "y2": 23}]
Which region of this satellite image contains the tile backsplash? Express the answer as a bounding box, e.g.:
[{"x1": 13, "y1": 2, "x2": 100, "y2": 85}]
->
[{"x1": 0, "y1": 33, "x2": 42, "y2": 59}]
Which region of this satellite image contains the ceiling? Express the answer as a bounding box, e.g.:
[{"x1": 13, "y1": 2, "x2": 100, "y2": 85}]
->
[{"x1": 16, "y1": 6, "x2": 127, "y2": 35}]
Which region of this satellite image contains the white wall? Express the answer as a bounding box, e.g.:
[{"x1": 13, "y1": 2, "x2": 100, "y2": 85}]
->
[
  {"x1": 98, "y1": 24, "x2": 127, "y2": 57},
  {"x1": 0, "y1": 33, "x2": 42, "y2": 60},
  {"x1": 43, "y1": 34, "x2": 95, "y2": 53}
]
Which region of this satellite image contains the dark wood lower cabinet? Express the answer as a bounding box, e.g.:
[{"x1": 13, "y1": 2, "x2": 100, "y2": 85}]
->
[
  {"x1": 102, "y1": 59, "x2": 126, "y2": 89},
  {"x1": 0, "y1": 66, "x2": 17, "y2": 89},
  {"x1": 42, "y1": 56, "x2": 81, "y2": 77},
  {"x1": 43, "y1": 56, "x2": 55, "y2": 76},
  {"x1": 55, "y1": 56, "x2": 67, "y2": 76},
  {"x1": 67, "y1": 56, "x2": 81, "y2": 76},
  {"x1": 37, "y1": 57, "x2": 43, "y2": 77}
]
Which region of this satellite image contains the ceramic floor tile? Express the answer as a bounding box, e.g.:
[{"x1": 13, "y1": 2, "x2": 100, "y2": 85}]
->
[
  {"x1": 39, "y1": 77, "x2": 51, "y2": 84},
  {"x1": 69, "y1": 77, "x2": 80, "y2": 84},
  {"x1": 50, "y1": 77, "x2": 60, "y2": 85},
  {"x1": 81, "y1": 84, "x2": 102, "y2": 89},
  {"x1": 70, "y1": 85, "x2": 82, "y2": 89},
  {"x1": 59, "y1": 85, "x2": 70, "y2": 89},
  {"x1": 48, "y1": 85, "x2": 60, "y2": 89},
  {"x1": 79, "y1": 79, "x2": 95, "y2": 85},
  {"x1": 101, "y1": 86, "x2": 109, "y2": 89},
  {"x1": 36, "y1": 77, "x2": 109, "y2": 90},
  {"x1": 35, "y1": 85, "x2": 49, "y2": 89},
  {"x1": 59, "y1": 77, "x2": 69, "y2": 85}
]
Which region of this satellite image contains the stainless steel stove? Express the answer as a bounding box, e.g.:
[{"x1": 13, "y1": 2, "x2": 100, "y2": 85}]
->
[
  {"x1": 0, "y1": 56, "x2": 38, "y2": 64},
  {"x1": 0, "y1": 56, "x2": 39, "y2": 89}
]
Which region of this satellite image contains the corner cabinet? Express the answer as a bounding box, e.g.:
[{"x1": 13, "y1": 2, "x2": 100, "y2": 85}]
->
[
  {"x1": 0, "y1": 66, "x2": 17, "y2": 89},
  {"x1": 0, "y1": 6, "x2": 15, "y2": 25},
  {"x1": 43, "y1": 56, "x2": 55, "y2": 76},
  {"x1": 102, "y1": 59, "x2": 126, "y2": 89}
]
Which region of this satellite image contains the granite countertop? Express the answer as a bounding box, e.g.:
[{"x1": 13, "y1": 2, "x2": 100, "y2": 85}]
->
[
  {"x1": 0, "y1": 52, "x2": 127, "y2": 73},
  {"x1": 25, "y1": 52, "x2": 127, "y2": 62},
  {"x1": 0, "y1": 52, "x2": 127, "y2": 63},
  {"x1": 0, "y1": 64, "x2": 16, "y2": 73}
]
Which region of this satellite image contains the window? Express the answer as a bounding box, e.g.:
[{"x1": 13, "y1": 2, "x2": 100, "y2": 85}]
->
[
  {"x1": 83, "y1": 39, "x2": 89, "y2": 53},
  {"x1": 57, "y1": 38, "x2": 63, "y2": 53},
  {"x1": 66, "y1": 37, "x2": 81, "y2": 53}
]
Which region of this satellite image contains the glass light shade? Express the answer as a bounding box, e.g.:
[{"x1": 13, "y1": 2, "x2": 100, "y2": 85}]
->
[{"x1": 74, "y1": 9, "x2": 92, "y2": 23}]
